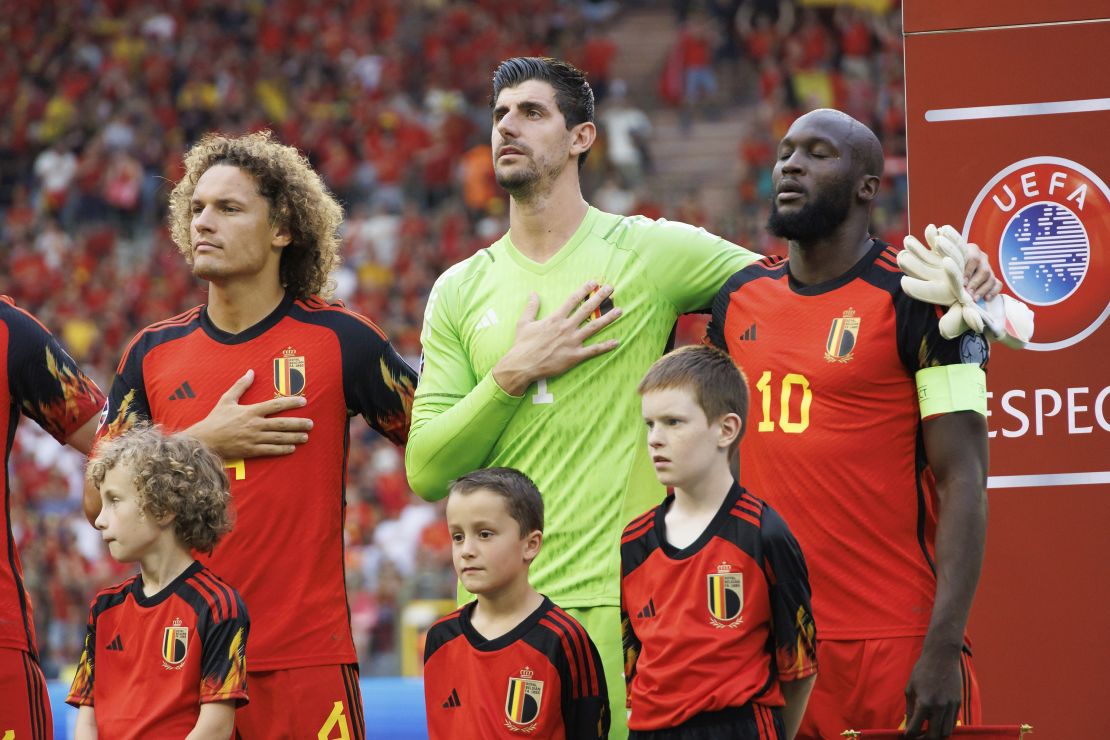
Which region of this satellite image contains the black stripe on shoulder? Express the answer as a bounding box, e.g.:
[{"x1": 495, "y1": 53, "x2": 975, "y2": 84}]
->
[
  {"x1": 91, "y1": 578, "x2": 138, "y2": 618},
  {"x1": 622, "y1": 507, "x2": 657, "y2": 538},
  {"x1": 709, "y1": 257, "x2": 788, "y2": 349},
  {"x1": 117, "y1": 308, "x2": 204, "y2": 373},
  {"x1": 289, "y1": 299, "x2": 388, "y2": 343},
  {"x1": 424, "y1": 608, "x2": 465, "y2": 662}
]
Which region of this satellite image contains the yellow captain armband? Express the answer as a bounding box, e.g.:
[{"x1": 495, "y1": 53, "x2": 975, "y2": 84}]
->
[{"x1": 915, "y1": 364, "x2": 987, "y2": 419}]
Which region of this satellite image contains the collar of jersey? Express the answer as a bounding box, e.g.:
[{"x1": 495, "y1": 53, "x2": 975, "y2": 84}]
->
[
  {"x1": 499, "y1": 206, "x2": 600, "y2": 274},
  {"x1": 129, "y1": 560, "x2": 203, "y2": 608},
  {"x1": 786, "y1": 238, "x2": 887, "y2": 296},
  {"x1": 199, "y1": 291, "x2": 296, "y2": 344},
  {"x1": 657, "y1": 481, "x2": 746, "y2": 560},
  {"x1": 459, "y1": 595, "x2": 553, "y2": 652}
]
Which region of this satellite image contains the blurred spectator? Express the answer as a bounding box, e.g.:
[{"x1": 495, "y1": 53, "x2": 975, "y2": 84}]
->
[{"x1": 600, "y1": 79, "x2": 653, "y2": 184}]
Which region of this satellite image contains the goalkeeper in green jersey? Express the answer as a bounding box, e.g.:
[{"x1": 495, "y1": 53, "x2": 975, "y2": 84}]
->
[{"x1": 405, "y1": 57, "x2": 758, "y2": 739}]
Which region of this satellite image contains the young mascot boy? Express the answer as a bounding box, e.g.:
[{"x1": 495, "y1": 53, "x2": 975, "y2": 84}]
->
[
  {"x1": 68, "y1": 426, "x2": 249, "y2": 739},
  {"x1": 423, "y1": 467, "x2": 610, "y2": 739},
  {"x1": 621, "y1": 345, "x2": 818, "y2": 739}
]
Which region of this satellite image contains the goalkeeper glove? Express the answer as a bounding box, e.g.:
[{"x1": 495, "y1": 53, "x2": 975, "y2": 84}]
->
[{"x1": 899, "y1": 224, "x2": 1034, "y2": 349}]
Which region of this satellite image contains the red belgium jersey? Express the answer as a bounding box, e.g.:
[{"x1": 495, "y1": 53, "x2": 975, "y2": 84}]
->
[
  {"x1": 423, "y1": 597, "x2": 610, "y2": 740},
  {"x1": 621, "y1": 483, "x2": 817, "y2": 731},
  {"x1": 98, "y1": 294, "x2": 417, "y2": 669},
  {"x1": 707, "y1": 241, "x2": 989, "y2": 639},
  {"x1": 0, "y1": 296, "x2": 105, "y2": 656},
  {"x1": 66, "y1": 561, "x2": 249, "y2": 739}
]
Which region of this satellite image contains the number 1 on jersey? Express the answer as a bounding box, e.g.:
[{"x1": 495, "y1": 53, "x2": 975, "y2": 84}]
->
[
  {"x1": 755, "y1": 371, "x2": 812, "y2": 433},
  {"x1": 532, "y1": 378, "x2": 554, "y2": 404},
  {"x1": 224, "y1": 458, "x2": 246, "y2": 480}
]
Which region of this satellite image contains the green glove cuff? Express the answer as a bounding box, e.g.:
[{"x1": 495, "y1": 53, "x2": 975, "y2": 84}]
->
[{"x1": 915, "y1": 364, "x2": 987, "y2": 419}]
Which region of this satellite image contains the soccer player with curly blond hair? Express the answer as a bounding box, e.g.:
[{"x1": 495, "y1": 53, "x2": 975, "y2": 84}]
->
[
  {"x1": 91, "y1": 131, "x2": 417, "y2": 738},
  {"x1": 69, "y1": 426, "x2": 249, "y2": 739}
]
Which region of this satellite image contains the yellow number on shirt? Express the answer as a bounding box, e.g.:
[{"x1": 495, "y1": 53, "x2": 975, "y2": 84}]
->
[
  {"x1": 224, "y1": 458, "x2": 246, "y2": 480},
  {"x1": 317, "y1": 701, "x2": 351, "y2": 740},
  {"x1": 755, "y1": 371, "x2": 812, "y2": 434}
]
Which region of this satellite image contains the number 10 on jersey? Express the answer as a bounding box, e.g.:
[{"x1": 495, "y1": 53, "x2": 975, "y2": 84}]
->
[{"x1": 754, "y1": 371, "x2": 811, "y2": 433}]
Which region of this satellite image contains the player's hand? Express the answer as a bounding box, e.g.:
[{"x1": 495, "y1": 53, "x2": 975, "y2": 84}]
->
[
  {"x1": 187, "y1": 369, "x2": 313, "y2": 458},
  {"x1": 903, "y1": 645, "x2": 962, "y2": 739},
  {"x1": 493, "y1": 282, "x2": 622, "y2": 397},
  {"x1": 962, "y1": 241, "x2": 1001, "y2": 302}
]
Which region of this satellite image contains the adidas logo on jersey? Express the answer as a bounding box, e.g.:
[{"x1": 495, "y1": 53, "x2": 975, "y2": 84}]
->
[
  {"x1": 168, "y1": 381, "x2": 196, "y2": 400},
  {"x1": 474, "y1": 308, "x2": 499, "y2": 332},
  {"x1": 106, "y1": 634, "x2": 124, "y2": 652},
  {"x1": 442, "y1": 688, "x2": 462, "y2": 708},
  {"x1": 738, "y1": 324, "x2": 757, "y2": 341},
  {"x1": 636, "y1": 599, "x2": 657, "y2": 618}
]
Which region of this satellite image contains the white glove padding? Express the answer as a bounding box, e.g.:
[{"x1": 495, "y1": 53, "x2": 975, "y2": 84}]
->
[
  {"x1": 899, "y1": 224, "x2": 984, "y2": 338},
  {"x1": 976, "y1": 293, "x2": 1036, "y2": 349},
  {"x1": 899, "y1": 224, "x2": 1036, "y2": 347}
]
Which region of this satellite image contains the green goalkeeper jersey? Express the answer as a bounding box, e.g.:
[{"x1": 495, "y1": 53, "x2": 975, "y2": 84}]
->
[{"x1": 407, "y1": 207, "x2": 759, "y2": 607}]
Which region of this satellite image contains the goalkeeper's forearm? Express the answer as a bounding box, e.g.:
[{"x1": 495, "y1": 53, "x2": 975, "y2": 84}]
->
[{"x1": 405, "y1": 372, "x2": 525, "y2": 500}]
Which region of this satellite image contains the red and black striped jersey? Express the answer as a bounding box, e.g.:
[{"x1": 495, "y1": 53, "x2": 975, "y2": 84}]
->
[
  {"x1": 0, "y1": 295, "x2": 105, "y2": 656},
  {"x1": 620, "y1": 483, "x2": 817, "y2": 731},
  {"x1": 423, "y1": 597, "x2": 609, "y2": 740},
  {"x1": 97, "y1": 293, "x2": 416, "y2": 670},
  {"x1": 66, "y1": 561, "x2": 249, "y2": 739},
  {"x1": 706, "y1": 240, "x2": 989, "y2": 639}
]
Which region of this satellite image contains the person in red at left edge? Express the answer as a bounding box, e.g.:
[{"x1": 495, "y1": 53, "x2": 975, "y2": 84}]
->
[
  {"x1": 89, "y1": 131, "x2": 418, "y2": 740},
  {"x1": 0, "y1": 295, "x2": 105, "y2": 740}
]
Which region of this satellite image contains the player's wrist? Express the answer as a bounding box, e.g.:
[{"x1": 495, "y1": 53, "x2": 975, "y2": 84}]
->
[{"x1": 491, "y1": 363, "x2": 532, "y2": 397}]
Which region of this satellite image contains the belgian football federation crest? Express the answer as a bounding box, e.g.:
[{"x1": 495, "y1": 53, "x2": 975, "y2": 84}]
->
[
  {"x1": 707, "y1": 562, "x2": 744, "y2": 628},
  {"x1": 825, "y1": 308, "x2": 860, "y2": 363},
  {"x1": 162, "y1": 618, "x2": 188, "y2": 669},
  {"x1": 504, "y1": 667, "x2": 544, "y2": 733},
  {"x1": 273, "y1": 347, "x2": 306, "y2": 397}
]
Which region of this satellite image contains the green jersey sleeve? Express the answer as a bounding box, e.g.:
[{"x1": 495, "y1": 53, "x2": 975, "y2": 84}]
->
[
  {"x1": 405, "y1": 267, "x2": 525, "y2": 500},
  {"x1": 627, "y1": 217, "x2": 759, "y2": 314}
]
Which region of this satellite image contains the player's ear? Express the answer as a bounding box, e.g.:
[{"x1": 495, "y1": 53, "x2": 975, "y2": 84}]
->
[
  {"x1": 569, "y1": 121, "x2": 596, "y2": 161},
  {"x1": 155, "y1": 511, "x2": 177, "y2": 528},
  {"x1": 522, "y1": 529, "x2": 543, "y2": 563},
  {"x1": 718, "y1": 413, "x2": 742, "y2": 450},
  {"x1": 857, "y1": 173, "x2": 880, "y2": 204},
  {"x1": 271, "y1": 221, "x2": 292, "y2": 249}
]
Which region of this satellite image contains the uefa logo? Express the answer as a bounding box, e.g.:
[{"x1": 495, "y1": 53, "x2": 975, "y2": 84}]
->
[{"x1": 963, "y1": 156, "x2": 1110, "y2": 351}]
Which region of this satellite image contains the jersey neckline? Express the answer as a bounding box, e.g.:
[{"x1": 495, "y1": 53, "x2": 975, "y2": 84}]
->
[
  {"x1": 459, "y1": 595, "x2": 554, "y2": 652},
  {"x1": 499, "y1": 206, "x2": 602, "y2": 275},
  {"x1": 128, "y1": 560, "x2": 203, "y2": 607},
  {"x1": 786, "y1": 238, "x2": 888, "y2": 296},
  {"x1": 199, "y1": 292, "x2": 296, "y2": 344},
  {"x1": 656, "y1": 482, "x2": 747, "y2": 560}
]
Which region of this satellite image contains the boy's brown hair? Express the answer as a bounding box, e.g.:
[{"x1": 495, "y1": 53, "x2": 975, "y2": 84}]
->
[
  {"x1": 448, "y1": 467, "x2": 544, "y2": 537},
  {"x1": 637, "y1": 345, "x2": 750, "y2": 452},
  {"x1": 87, "y1": 426, "x2": 233, "y2": 554}
]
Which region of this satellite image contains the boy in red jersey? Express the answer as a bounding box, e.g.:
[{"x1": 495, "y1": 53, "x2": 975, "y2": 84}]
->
[
  {"x1": 423, "y1": 468, "x2": 610, "y2": 739},
  {"x1": 621, "y1": 345, "x2": 817, "y2": 739},
  {"x1": 89, "y1": 131, "x2": 416, "y2": 738},
  {"x1": 68, "y1": 425, "x2": 249, "y2": 739}
]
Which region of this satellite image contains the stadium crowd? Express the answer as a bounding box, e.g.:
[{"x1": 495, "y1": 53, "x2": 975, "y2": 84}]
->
[{"x1": 3, "y1": 0, "x2": 906, "y2": 678}]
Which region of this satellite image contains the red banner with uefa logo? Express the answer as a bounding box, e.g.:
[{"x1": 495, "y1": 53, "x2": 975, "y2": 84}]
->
[{"x1": 903, "y1": 2, "x2": 1109, "y2": 736}]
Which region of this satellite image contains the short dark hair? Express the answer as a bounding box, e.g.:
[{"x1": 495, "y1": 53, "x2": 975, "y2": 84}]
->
[
  {"x1": 448, "y1": 467, "x2": 544, "y2": 536},
  {"x1": 490, "y1": 57, "x2": 595, "y2": 169},
  {"x1": 638, "y1": 345, "x2": 750, "y2": 452}
]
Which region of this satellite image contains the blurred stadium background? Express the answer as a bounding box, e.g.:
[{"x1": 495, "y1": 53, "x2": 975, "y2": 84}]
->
[{"x1": 4, "y1": 0, "x2": 904, "y2": 733}]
